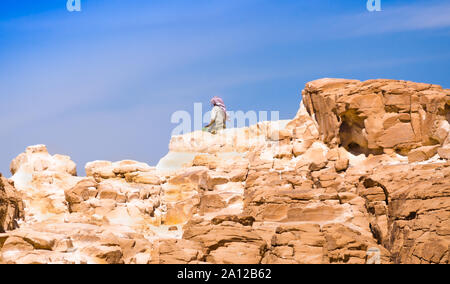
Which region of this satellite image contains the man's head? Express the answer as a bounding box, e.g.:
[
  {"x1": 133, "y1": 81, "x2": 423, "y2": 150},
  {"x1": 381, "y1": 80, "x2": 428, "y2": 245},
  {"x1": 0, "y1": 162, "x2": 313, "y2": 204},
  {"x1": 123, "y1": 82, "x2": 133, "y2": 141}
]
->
[
  {"x1": 210, "y1": 96, "x2": 227, "y2": 119},
  {"x1": 210, "y1": 96, "x2": 225, "y2": 107}
]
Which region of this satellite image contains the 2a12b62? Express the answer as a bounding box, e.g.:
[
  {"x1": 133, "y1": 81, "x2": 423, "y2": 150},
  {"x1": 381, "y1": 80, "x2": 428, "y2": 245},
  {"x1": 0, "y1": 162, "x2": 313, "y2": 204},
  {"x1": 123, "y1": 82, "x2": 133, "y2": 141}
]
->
[{"x1": 220, "y1": 268, "x2": 272, "y2": 280}]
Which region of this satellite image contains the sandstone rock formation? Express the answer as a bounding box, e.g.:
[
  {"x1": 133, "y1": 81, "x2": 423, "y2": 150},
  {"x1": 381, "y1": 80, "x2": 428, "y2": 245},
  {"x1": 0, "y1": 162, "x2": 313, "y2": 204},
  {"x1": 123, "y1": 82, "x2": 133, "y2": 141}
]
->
[
  {"x1": 0, "y1": 174, "x2": 23, "y2": 233},
  {"x1": 0, "y1": 78, "x2": 448, "y2": 264},
  {"x1": 302, "y1": 78, "x2": 449, "y2": 155},
  {"x1": 9, "y1": 144, "x2": 80, "y2": 223}
]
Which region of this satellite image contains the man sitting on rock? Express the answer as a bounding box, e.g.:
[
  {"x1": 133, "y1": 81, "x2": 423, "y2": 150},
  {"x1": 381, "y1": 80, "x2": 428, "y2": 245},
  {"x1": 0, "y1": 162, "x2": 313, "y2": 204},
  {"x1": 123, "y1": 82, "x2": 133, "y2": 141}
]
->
[{"x1": 205, "y1": 96, "x2": 227, "y2": 134}]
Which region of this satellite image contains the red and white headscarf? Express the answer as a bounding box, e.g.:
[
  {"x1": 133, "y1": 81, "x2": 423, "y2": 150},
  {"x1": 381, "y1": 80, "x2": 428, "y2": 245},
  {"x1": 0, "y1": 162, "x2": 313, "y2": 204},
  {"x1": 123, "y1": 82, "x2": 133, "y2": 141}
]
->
[{"x1": 210, "y1": 96, "x2": 227, "y2": 118}]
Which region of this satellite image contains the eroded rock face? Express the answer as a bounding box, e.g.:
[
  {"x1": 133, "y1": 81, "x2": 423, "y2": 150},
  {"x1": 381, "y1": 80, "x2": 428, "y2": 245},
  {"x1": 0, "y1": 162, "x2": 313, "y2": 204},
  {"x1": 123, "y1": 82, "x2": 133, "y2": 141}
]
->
[
  {"x1": 0, "y1": 175, "x2": 23, "y2": 233},
  {"x1": 362, "y1": 163, "x2": 450, "y2": 264},
  {"x1": 1, "y1": 78, "x2": 448, "y2": 264},
  {"x1": 302, "y1": 78, "x2": 450, "y2": 155},
  {"x1": 182, "y1": 216, "x2": 266, "y2": 264}
]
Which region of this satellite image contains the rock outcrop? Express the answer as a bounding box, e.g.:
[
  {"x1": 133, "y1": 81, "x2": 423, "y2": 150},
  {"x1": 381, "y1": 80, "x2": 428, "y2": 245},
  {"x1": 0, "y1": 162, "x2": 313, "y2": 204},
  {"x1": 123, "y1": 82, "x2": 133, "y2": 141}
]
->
[
  {"x1": 9, "y1": 144, "x2": 80, "y2": 223},
  {"x1": 1, "y1": 78, "x2": 448, "y2": 264},
  {"x1": 302, "y1": 78, "x2": 449, "y2": 155},
  {"x1": 0, "y1": 174, "x2": 23, "y2": 233}
]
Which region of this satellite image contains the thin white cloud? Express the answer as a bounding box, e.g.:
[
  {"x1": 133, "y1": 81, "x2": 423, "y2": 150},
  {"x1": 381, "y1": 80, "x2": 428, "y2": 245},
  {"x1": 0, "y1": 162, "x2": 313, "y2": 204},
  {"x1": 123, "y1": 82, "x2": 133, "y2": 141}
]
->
[{"x1": 246, "y1": 1, "x2": 450, "y2": 42}]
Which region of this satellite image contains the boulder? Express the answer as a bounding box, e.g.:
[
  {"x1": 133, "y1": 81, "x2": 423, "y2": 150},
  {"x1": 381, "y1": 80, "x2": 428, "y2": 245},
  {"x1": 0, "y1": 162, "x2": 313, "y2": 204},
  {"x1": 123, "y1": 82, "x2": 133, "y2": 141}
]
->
[
  {"x1": 301, "y1": 143, "x2": 328, "y2": 171},
  {"x1": 0, "y1": 175, "x2": 24, "y2": 232},
  {"x1": 407, "y1": 145, "x2": 439, "y2": 162},
  {"x1": 438, "y1": 147, "x2": 450, "y2": 160},
  {"x1": 335, "y1": 148, "x2": 350, "y2": 172}
]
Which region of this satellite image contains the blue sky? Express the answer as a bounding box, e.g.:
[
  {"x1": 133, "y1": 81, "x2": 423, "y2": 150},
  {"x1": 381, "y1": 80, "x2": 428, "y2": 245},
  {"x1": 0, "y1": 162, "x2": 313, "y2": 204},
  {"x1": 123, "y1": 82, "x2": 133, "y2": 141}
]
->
[{"x1": 1, "y1": 0, "x2": 450, "y2": 176}]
